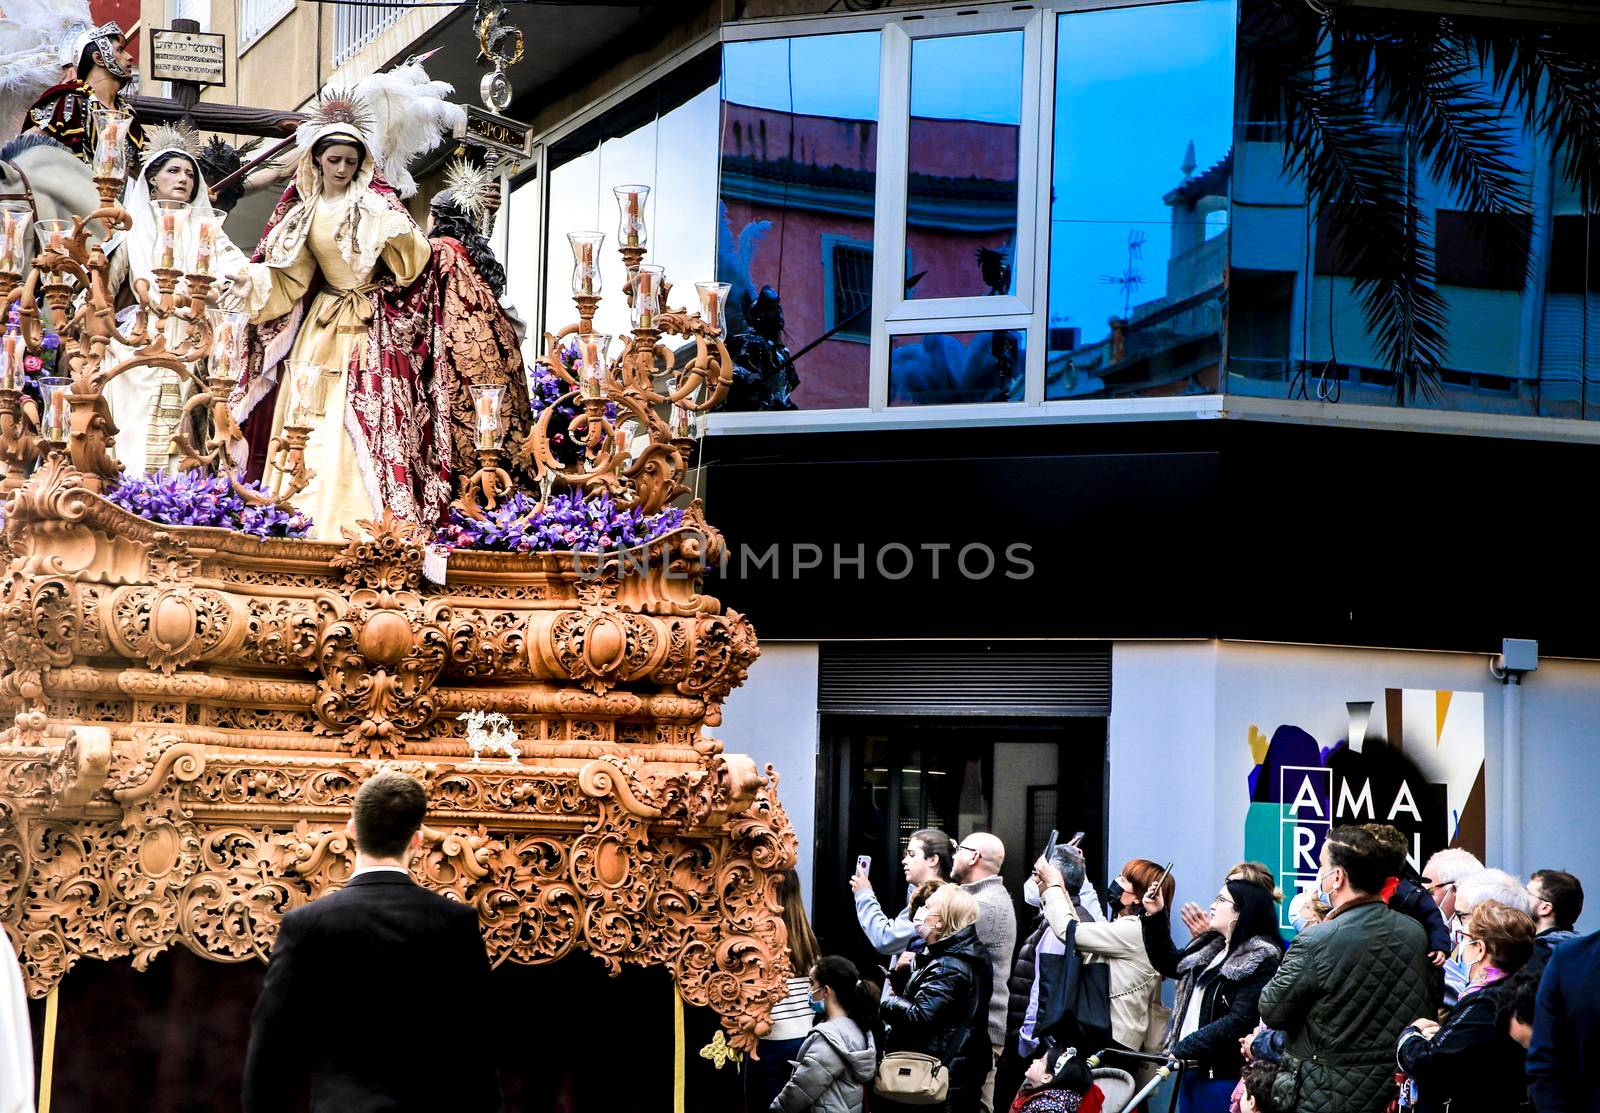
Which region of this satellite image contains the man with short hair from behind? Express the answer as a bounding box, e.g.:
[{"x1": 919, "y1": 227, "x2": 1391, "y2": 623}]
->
[
  {"x1": 1527, "y1": 927, "x2": 1600, "y2": 1113},
  {"x1": 1258, "y1": 825, "x2": 1433, "y2": 1113},
  {"x1": 243, "y1": 771, "x2": 501, "y2": 1113},
  {"x1": 952, "y1": 832, "x2": 1017, "y2": 1113},
  {"x1": 1524, "y1": 870, "x2": 1584, "y2": 981}
]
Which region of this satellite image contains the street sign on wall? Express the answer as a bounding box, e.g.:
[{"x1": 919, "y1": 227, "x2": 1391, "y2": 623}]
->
[{"x1": 149, "y1": 28, "x2": 227, "y2": 86}]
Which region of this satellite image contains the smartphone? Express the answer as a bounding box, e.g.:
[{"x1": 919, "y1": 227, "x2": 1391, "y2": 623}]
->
[
  {"x1": 1155, "y1": 860, "x2": 1175, "y2": 891},
  {"x1": 856, "y1": 854, "x2": 871, "y2": 876},
  {"x1": 1042, "y1": 829, "x2": 1059, "y2": 861},
  {"x1": 1067, "y1": 831, "x2": 1085, "y2": 848}
]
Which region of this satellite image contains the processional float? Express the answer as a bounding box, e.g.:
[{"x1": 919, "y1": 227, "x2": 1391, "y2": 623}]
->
[{"x1": 0, "y1": 99, "x2": 794, "y2": 1055}]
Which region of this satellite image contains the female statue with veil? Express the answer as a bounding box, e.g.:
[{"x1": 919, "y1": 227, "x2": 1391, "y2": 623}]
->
[
  {"x1": 233, "y1": 67, "x2": 464, "y2": 539},
  {"x1": 102, "y1": 125, "x2": 254, "y2": 475}
]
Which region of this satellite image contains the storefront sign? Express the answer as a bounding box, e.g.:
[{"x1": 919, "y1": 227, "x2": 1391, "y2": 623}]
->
[
  {"x1": 454, "y1": 105, "x2": 531, "y2": 159},
  {"x1": 1244, "y1": 688, "x2": 1486, "y2": 930},
  {"x1": 149, "y1": 28, "x2": 227, "y2": 86}
]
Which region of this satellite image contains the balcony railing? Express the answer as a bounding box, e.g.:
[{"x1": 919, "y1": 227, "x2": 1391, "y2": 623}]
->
[
  {"x1": 334, "y1": 1, "x2": 407, "y2": 66},
  {"x1": 238, "y1": 0, "x2": 294, "y2": 51}
]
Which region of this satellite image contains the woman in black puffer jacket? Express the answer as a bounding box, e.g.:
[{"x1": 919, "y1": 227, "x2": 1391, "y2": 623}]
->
[
  {"x1": 1140, "y1": 878, "x2": 1284, "y2": 1113},
  {"x1": 879, "y1": 883, "x2": 993, "y2": 1113}
]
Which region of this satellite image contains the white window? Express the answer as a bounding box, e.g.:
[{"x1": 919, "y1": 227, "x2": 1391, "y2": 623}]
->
[
  {"x1": 333, "y1": 2, "x2": 407, "y2": 67},
  {"x1": 169, "y1": 0, "x2": 210, "y2": 31},
  {"x1": 237, "y1": 0, "x2": 293, "y2": 52}
]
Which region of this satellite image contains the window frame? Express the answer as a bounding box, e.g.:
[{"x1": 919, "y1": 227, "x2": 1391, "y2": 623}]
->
[{"x1": 237, "y1": 0, "x2": 295, "y2": 54}]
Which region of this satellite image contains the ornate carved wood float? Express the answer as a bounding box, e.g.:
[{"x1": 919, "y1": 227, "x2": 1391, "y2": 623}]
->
[{"x1": 0, "y1": 457, "x2": 795, "y2": 1053}]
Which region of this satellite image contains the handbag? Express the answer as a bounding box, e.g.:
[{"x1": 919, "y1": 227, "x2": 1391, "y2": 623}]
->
[
  {"x1": 1037, "y1": 920, "x2": 1118, "y2": 1051},
  {"x1": 875, "y1": 1051, "x2": 950, "y2": 1105}
]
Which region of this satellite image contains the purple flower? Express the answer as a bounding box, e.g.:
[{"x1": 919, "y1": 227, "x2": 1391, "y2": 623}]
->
[
  {"x1": 438, "y1": 490, "x2": 684, "y2": 555},
  {"x1": 106, "y1": 471, "x2": 314, "y2": 539}
]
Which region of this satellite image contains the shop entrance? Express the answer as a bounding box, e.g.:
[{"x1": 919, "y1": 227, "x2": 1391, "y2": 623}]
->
[{"x1": 811, "y1": 714, "x2": 1108, "y2": 972}]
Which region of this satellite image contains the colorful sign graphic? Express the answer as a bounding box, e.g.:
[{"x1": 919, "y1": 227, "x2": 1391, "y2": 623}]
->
[{"x1": 1243, "y1": 689, "x2": 1486, "y2": 928}]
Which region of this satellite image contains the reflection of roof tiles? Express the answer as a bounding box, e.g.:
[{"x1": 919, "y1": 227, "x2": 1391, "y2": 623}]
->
[{"x1": 1168, "y1": 149, "x2": 1233, "y2": 205}]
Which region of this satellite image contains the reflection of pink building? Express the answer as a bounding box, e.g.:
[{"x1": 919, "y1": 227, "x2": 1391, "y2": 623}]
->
[{"x1": 720, "y1": 103, "x2": 1020, "y2": 409}]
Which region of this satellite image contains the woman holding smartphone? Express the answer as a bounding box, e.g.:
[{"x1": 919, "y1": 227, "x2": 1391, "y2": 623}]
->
[{"x1": 1031, "y1": 855, "x2": 1174, "y2": 1055}]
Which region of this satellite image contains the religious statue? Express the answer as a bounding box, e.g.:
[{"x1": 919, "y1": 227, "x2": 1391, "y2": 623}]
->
[
  {"x1": 100, "y1": 124, "x2": 254, "y2": 475},
  {"x1": 23, "y1": 19, "x2": 142, "y2": 165},
  {"x1": 724, "y1": 285, "x2": 799, "y2": 412},
  {"x1": 230, "y1": 65, "x2": 475, "y2": 540},
  {"x1": 426, "y1": 161, "x2": 538, "y2": 494}
]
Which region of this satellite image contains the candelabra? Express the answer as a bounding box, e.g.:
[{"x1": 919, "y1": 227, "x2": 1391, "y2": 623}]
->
[
  {"x1": 0, "y1": 106, "x2": 320, "y2": 508},
  {"x1": 508, "y1": 184, "x2": 734, "y2": 520}
]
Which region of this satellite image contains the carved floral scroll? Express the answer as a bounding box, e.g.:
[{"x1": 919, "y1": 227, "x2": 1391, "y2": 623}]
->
[{"x1": 0, "y1": 462, "x2": 793, "y2": 1053}]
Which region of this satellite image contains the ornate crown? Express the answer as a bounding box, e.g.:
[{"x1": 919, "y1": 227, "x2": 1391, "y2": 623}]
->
[
  {"x1": 436, "y1": 156, "x2": 497, "y2": 223},
  {"x1": 141, "y1": 122, "x2": 202, "y2": 159}
]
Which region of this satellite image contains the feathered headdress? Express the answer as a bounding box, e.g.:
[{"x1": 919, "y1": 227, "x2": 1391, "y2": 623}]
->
[
  {"x1": 0, "y1": 0, "x2": 89, "y2": 139},
  {"x1": 294, "y1": 61, "x2": 465, "y2": 199}
]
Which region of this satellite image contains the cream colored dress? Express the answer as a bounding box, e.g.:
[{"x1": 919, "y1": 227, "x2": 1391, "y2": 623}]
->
[{"x1": 251, "y1": 196, "x2": 430, "y2": 540}]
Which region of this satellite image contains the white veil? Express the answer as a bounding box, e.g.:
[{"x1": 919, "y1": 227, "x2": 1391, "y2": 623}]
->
[{"x1": 112, "y1": 146, "x2": 225, "y2": 294}]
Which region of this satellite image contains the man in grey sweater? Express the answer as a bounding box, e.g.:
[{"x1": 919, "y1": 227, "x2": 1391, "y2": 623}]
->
[{"x1": 954, "y1": 832, "x2": 1017, "y2": 1113}]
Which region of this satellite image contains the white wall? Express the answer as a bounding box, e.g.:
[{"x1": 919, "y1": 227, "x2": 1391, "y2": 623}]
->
[
  {"x1": 716, "y1": 642, "x2": 821, "y2": 909},
  {"x1": 1110, "y1": 640, "x2": 1600, "y2": 932},
  {"x1": 1107, "y1": 642, "x2": 1221, "y2": 908}
]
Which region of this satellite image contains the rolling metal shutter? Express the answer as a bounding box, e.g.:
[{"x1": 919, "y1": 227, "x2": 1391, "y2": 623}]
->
[{"x1": 818, "y1": 643, "x2": 1111, "y2": 716}]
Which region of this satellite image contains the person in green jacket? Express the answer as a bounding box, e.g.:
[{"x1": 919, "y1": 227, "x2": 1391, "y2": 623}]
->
[{"x1": 1257, "y1": 825, "x2": 1433, "y2": 1113}]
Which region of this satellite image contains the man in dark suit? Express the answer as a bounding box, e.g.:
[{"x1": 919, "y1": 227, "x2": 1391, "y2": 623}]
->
[
  {"x1": 1528, "y1": 928, "x2": 1600, "y2": 1113},
  {"x1": 243, "y1": 770, "x2": 501, "y2": 1112}
]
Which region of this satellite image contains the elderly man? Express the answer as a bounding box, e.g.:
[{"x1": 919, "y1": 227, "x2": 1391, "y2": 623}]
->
[
  {"x1": 953, "y1": 832, "x2": 1016, "y2": 1113},
  {"x1": 1422, "y1": 847, "x2": 1484, "y2": 1007}
]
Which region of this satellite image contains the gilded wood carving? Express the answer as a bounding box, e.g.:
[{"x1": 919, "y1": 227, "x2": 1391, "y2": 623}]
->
[{"x1": 0, "y1": 461, "x2": 794, "y2": 1053}]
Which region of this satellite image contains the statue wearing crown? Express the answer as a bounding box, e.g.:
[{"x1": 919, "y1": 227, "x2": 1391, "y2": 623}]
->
[{"x1": 24, "y1": 19, "x2": 143, "y2": 164}]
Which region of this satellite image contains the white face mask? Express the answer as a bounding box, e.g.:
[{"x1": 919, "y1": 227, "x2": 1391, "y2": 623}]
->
[{"x1": 1024, "y1": 877, "x2": 1042, "y2": 907}]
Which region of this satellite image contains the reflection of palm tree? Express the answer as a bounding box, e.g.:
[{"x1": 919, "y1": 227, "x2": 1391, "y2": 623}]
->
[{"x1": 1242, "y1": 0, "x2": 1600, "y2": 404}]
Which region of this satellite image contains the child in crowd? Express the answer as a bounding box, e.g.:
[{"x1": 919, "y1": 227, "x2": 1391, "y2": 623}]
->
[
  {"x1": 1009, "y1": 1046, "x2": 1103, "y2": 1113},
  {"x1": 1238, "y1": 1062, "x2": 1281, "y2": 1113},
  {"x1": 1364, "y1": 824, "x2": 1452, "y2": 963}
]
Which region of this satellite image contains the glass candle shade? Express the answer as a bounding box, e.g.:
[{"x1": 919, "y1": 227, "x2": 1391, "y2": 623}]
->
[
  {"x1": 695, "y1": 281, "x2": 731, "y2": 337},
  {"x1": 567, "y1": 231, "x2": 604, "y2": 295},
  {"x1": 33, "y1": 219, "x2": 73, "y2": 277},
  {"x1": 613, "y1": 184, "x2": 650, "y2": 248},
  {"x1": 153, "y1": 200, "x2": 190, "y2": 270},
  {"x1": 576, "y1": 334, "x2": 611, "y2": 400},
  {"x1": 91, "y1": 105, "x2": 132, "y2": 180},
  {"x1": 190, "y1": 214, "x2": 220, "y2": 277},
  {"x1": 631, "y1": 265, "x2": 664, "y2": 329},
  {"x1": 206, "y1": 308, "x2": 249, "y2": 382},
  {"x1": 284, "y1": 360, "x2": 333, "y2": 428},
  {"x1": 470, "y1": 382, "x2": 507, "y2": 450},
  {"x1": 38, "y1": 376, "x2": 72, "y2": 442},
  {"x1": 0, "y1": 332, "x2": 25, "y2": 391},
  {"x1": 668, "y1": 378, "x2": 701, "y2": 440},
  {"x1": 0, "y1": 202, "x2": 32, "y2": 274}
]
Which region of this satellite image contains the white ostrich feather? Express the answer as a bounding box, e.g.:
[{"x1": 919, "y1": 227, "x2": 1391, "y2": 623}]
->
[
  {"x1": 351, "y1": 62, "x2": 465, "y2": 198},
  {"x1": 0, "y1": 0, "x2": 90, "y2": 139}
]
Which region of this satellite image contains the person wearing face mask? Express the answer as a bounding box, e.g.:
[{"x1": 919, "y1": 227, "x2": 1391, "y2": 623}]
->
[
  {"x1": 1139, "y1": 879, "x2": 1285, "y2": 1113},
  {"x1": 1029, "y1": 856, "x2": 1171, "y2": 1059},
  {"x1": 1420, "y1": 847, "x2": 1484, "y2": 1008},
  {"x1": 1257, "y1": 826, "x2": 1434, "y2": 1113},
  {"x1": 879, "y1": 884, "x2": 992, "y2": 1113},
  {"x1": 750, "y1": 869, "x2": 823, "y2": 1113},
  {"x1": 1003, "y1": 845, "x2": 1103, "y2": 1107},
  {"x1": 1395, "y1": 899, "x2": 1536, "y2": 1113},
  {"x1": 770, "y1": 955, "x2": 880, "y2": 1113}
]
